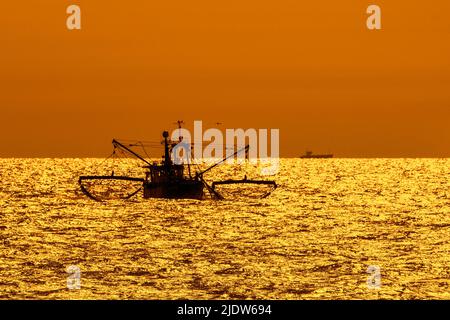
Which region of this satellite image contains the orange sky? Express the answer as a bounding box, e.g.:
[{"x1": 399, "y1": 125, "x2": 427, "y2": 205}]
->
[{"x1": 1, "y1": 1, "x2": 449, "y2": 157}]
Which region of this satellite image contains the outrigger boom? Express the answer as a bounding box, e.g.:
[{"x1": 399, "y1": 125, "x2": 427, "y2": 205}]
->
[{"x1": 112, "y1": 139, "x2": 152, "y2": 166}]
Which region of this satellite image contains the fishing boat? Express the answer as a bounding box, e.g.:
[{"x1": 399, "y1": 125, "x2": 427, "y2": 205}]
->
[
  {"x1": 79, "y1": 130, "x2": 277, "y2": 201},
  {"x1": 300, "y1": 151, "x2": 333, "y2": 159}
]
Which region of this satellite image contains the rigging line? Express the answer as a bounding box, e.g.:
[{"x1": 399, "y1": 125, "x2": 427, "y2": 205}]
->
[
  {"x1": 125, "y1": 140, "x2": 162, "y2": 145},
  {"x1": 112, "y1": 139, "x2": 153, "y2": 166},
  {"x1": 83, "y1": 149, "x2": 116, "y2": 174},
  {"x1": 128, "y1": 145, "x2": 162, "y2": 149},
  {"x1": 189, "y1": 153, "x2": 208, "y2": 176},
  {"x1": 138, "y1": 141, "x2": 151, "y2": 160},
  {"x1": 128, "y1": 143, "x2": 161, "y2": 146},
  {"x1": 120, "y1": 139, "x2": 238, "y2": 147},
  {"x1": 115, "y1": 139, "x2": 161, "y2": 144},
  {"x1": 98, "y1": 150, "x2": 114, "y2": 166},
  {"x1": 190, "y1": 141, "x2": 240, "y2": 146}
]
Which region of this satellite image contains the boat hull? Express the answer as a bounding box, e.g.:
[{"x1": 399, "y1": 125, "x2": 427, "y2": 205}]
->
[
  {"x1": 143, "y1": 180, "x2": 204, "y2": 200},
  {"x1": 300, "y1": 154, "x2": 333, "y2": 159}
]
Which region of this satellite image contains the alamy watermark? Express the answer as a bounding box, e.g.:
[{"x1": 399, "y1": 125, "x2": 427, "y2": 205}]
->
[
  {"x1": 66, "y1": 5, "x2": 382, "y2": 31},
  {"x1": 66, "y1": 265, "x2": 81, "y2": 290},
  {"x1": 66, "y1": 5, "x2": 81, "y2": 30},
  {"x1": 367, "y1": 265, "x2": 381, "y2": 289},
  {"x1": 366, "y1": 5, "x2": 382, "y2": 30},
  {"x1": 169, "y1": 121, "x2": 280, "y2": 176}
]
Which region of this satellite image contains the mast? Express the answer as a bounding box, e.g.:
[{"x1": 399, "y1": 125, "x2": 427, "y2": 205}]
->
[
  {"x1": 162, "y1": 131, "x2": 172, "y2": 168},
  {"x1": 173, "y1": 120, "x2": 192, "y2": 178}
]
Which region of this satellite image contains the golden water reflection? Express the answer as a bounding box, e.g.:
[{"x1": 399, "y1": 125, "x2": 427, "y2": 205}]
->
[{"x1": 0, "y1": 159, "x2": 449, "y2": 299}]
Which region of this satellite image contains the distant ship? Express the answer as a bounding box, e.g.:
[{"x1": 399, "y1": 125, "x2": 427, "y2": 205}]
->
[{"x1": 300, "y1": 151, "x2": 333, "y2": 159}]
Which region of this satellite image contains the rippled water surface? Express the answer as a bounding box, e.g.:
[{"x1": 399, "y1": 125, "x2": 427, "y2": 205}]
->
[{"x1": 0, "y1": 158, "x2": 449, "y2": 299}]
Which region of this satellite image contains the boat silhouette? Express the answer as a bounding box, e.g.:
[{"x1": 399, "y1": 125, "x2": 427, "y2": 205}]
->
[
  {"x1": 79, "y1": 128, "x2": 277, "y2": 201},
  {"x1": 300, "y1": 151, "x2": 333, "y2": 159}
]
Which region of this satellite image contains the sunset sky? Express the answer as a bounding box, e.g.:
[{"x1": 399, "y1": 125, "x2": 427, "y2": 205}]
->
[{"x1": 1, "y1": 1, "x2": 449, "y2": 157}]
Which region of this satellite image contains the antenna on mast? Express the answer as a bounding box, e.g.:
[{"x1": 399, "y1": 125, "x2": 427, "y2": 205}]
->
[
  {"x1": 172, "y1": 120, "x2": 192, "y2": 178},
  {"x1": 173, "y1": 120, "x2": 185, "y2": 142}
]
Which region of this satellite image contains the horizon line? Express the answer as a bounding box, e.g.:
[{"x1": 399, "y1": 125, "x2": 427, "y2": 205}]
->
[{"x1": 0, "y1": 156, "x2": 449, "y2": 159}]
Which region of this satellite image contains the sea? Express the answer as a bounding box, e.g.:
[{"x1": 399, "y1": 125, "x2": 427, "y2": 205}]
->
[{"x1": 0, "y1": 158, "x2": 449, "y2": 299}]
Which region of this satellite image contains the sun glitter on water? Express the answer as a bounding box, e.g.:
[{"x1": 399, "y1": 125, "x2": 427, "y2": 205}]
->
[{"x1": 0, "y1": 158, "x2": 449, "y2": 299}]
